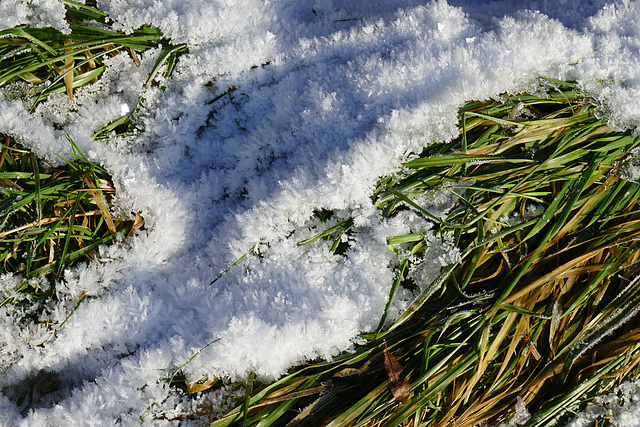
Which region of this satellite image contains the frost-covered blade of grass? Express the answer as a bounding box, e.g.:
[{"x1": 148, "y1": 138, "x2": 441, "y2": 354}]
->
[{"x1": 0, "y1": 0, "x2": 184, "y2": 120}]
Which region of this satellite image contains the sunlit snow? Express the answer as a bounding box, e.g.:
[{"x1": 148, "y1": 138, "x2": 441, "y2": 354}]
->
[{"x1": 1, "y1": 0, "x2": 640, "y2": 424}]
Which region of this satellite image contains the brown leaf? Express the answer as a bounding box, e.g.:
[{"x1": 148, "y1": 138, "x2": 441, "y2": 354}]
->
[
  {"x1": 384, "y1": 344, "x2": 410, "y2": 404},
  {"x1": 127, "y1": 211, "x2": 145, "y2": 238},
  {"x1": 185, "y1": 378, "x2": 218, "y2": 394}
]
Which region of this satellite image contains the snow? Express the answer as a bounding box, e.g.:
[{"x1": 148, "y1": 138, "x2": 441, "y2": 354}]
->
[
  {"x1": 567, "y1": 380, "x2": 640, "y2": 426},
  {"x1": 499, "y1": 396, "x2": 531, "y2": 426},
  {"x1": 0, "y1": 0, "x2": 68, "y2": 33},
  {"x1": 0, "y1": 0, "x2": 640, "y2": 424}
]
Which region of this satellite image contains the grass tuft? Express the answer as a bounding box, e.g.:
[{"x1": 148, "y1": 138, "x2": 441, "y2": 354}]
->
[
  {"x1": 0, "y1": 0, "x2": 187, "y2": 135},
  {"x1": 210, "y1": 79, "x2": 640, "y2": 426},
  {"x1": 0, "y1": 133, "x2": 143, "y2": 321}
]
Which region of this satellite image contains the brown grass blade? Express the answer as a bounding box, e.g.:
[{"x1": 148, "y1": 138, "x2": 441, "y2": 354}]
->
[
  {"x1": 84, "y1": 176, "x2": 117, "y2": 234},
  {"x1": 64, "y1": 40, "x2": 74, "y2": 100}
]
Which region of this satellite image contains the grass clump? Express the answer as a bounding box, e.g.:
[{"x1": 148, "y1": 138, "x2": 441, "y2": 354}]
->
[
  {"x1": 210, "y1": 79, "x2": 640, "y2": 426},
  {"x1": 0, "y1": 0, "x2": 187, "y2": 319},
  {"x1": 0, "y1": 133, "x2": 142, "y2": 319},
  {"x1": 0, "y1": 0, "x2": 187, "y2": 136}
]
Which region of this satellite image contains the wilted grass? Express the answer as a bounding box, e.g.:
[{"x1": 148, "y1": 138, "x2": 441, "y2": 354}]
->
[
  {"x1": 0, "y1": 133, "x2": 142, "y2": 320},
  {"x1": 210, "y1": 79, "x2": 640, "y2": 426}
]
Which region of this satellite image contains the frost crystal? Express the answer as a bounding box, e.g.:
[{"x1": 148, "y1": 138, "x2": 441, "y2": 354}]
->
[
  {"x1": 566, "y1": 380, "x2": 640, "y2": 427},
  {"x1": 498, "y1": 396, "x2": 530, "y2": 426},
  {"x1": 409, "y1": 234, "x2": 461, "y2": 289}
]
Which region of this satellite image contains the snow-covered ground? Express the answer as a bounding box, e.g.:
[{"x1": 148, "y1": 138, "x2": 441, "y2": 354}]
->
[{"x1": 1, "y1": 0, "x2": 640, "y2": 424}]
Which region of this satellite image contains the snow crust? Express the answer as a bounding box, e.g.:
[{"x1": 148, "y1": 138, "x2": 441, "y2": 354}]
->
[{"x1": 1, "y1": 0, "x2": 640, "y2": 424}]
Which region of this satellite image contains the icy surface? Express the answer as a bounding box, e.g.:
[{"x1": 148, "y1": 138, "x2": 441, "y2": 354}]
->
[{"x1": 1, "y1": 0, "x2": 640, "y2": 424}]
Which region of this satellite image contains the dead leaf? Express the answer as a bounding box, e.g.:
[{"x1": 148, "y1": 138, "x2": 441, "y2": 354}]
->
[
  {"x1": 185, "y1": 378, "x2": 218, "y2": 394},
  {"x1": 384, "y1": 343, "x2": 410, "y2": 404},
  {"x1": 127, "y1": 211, "x2": 145, "y2": 238}
]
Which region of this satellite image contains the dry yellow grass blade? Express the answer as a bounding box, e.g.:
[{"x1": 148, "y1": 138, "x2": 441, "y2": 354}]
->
[
  {"x1": 186, "y1": 378, "x2": 219, "y2": 394},
  {"x1": 495, "y1": 249, "x2": 605, "y2": 309},
  {"x1": 487, "y1": 314, "x2": 528, "y2": 393},
  {"x1": 127, "y1": 46, "x2": 141, "y2": 67},
  {"x1": 268, "y1": 377, "x2": 310, "y2": 398},
  {"x1": 64, "y1": 40, "x2": 74, "y2": 100},
  {"x1": 80, "y1": 50, "x2": 100, "y2": 85},
  {"x1": 127, "y1": 211, "x2": 145, "y2": 238},
  {"x1": 449, "y1": 311, "x2": 518, "y2": 422},
  {"x1": 254, "y1": 385, "x2": 331, "y2": 409},
  {"x1": 538, "y1": 175, "x2": 616, "y2": 254},
  {"x1": 456, "y1": 391, "x2": 519, "y2": 427},
  {"x1": 48, "y1": 238, "x2": 55, "y2": 264},
  {"x1": 0, "y1": 210, "x2": 104, "y2": 239},
  {"x1": 84, "y1": 176, "x2": 117, "y2": 234}
]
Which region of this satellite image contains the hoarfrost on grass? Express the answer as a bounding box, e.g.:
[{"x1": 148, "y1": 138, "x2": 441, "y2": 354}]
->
[
  {"x1": 1, "y1": 0, "x2": 640, "y2": 424},
  {"x1": 499, "y1": 204, "x2": 544, "y2": 227},
  {"x1": 409, "y1": 233, "x2": 461, "y2": 288}
]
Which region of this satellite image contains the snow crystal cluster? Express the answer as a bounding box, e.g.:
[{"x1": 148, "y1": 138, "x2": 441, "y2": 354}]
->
[
  {"x1": 567, "y1": 380, "x2": 640, "y2": 426},
  {"x1": 0, "y1": 0, "x2": 68, "y2": 33},
  {"x1": 0, "y1": 0, "x2": 640, "y2": 424},
  {"x1": 498, "y1": 396, "x2": 531, "y2": 426}
]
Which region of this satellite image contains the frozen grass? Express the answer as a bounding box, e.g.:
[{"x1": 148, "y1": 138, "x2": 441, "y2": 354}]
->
[
  {"x1": 0, "y1": 132, "x2": 140, "y2": 325},
  {"x1": 209, "y1": 79, "x2": 640, "y2": 426},
  {"x1": 0, "y1": 132, "x2": 146, "y2": 414},
  {"x1": 0, "y1": 0, "x2": 185, "y2": 312},
  {"x1": 0, "y1": 0, "x2": 183, "y2": 334},
  {"x1": 0, "y1": 0, "x2": 186, "y2": 134},
  {"x1": 0, "y1": 3, "x2": 184, "y2": 415},
  {"x1": 3, "y1": 1, "x2": 640, "y2": 425}
]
